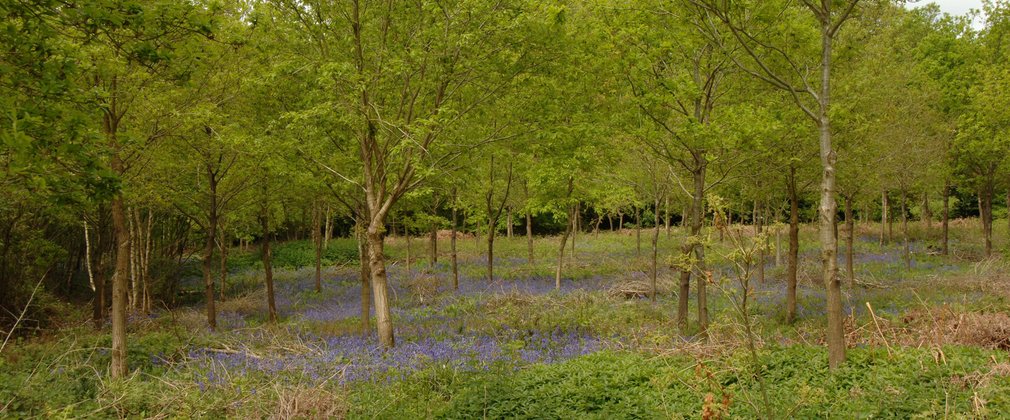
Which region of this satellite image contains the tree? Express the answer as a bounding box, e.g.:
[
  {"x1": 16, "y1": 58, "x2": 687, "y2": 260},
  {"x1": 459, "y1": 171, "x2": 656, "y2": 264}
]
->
[
  {"x1": 696, "y1": 0, "x2": 862, "y2": 369},
  {"x1": 272, "y1": 0, "x2": 538, "y2": 348}
]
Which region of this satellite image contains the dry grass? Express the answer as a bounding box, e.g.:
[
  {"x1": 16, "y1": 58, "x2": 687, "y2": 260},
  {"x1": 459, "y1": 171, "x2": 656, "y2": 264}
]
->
[
  {"x1": 608, "y1": 274, "x2": 677, "y2": 299},
  {"x1": 406, "y1": 273, "x2": 440, "y2": 305},
  {"x1": 270, "y1": 385, "x2": 347, "y2": 420}
]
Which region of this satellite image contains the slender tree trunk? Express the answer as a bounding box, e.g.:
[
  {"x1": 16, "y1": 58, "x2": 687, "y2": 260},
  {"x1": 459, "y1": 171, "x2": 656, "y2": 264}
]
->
[
  {"x1": 93, "y1": 257, "x2": 106, "y2": 329},
  {"x1": 845, "y1": 195, "x2": 855, "y2": 286},
  {"x1": 635, "y1": 207, "x2": 642, "y2": 257},
  {"x1": 429, "y1": 223, "x2": 437, "y2": 268},
  {"x1": 678, "y1": 165, "x2": 707, "y2": 334},
  {"x1": 619, "y1": 212, "x2": 624, "y2": 231},
  {"x1": 942, "y1": 180, "x2": 950, "y2": 255},
  {"x1": 817, "y1": 28, "x2": 844, "y2": 369},
  {"x1": 775, "y1": 206, "x2": 782, "y2": 267},
  {"x1": 555, "y1": 178, "x2": 575, "y2": 290},
  {"x1": 526, "y1": 211, "x2": 534, "y2": 265},
  {"x1": 923, "y1": 192, "x2": 932, "y2": 231},
  {"x1": 128, "y1": 207, "x2": 137, "y2": 310},
  {"x1": 981, "y1": 183, "x2": 994, "y2": 257},
  {"x1": 202, "y1": 171, "x2": 218, "y2": 331},
  {"x1": 651, "y1": 195, "x2": 660, "y2": 302},
  {"x1": 507, "y1": 207, "x2": 513, "y2": 238},
  {"x1": 571, "y1": 202, "x2": 578, "y2": 262},
  {"x1": 142, "y1": 211, "x2": 153, "y2": 314},
  {"x1": 487, "y1": 220, "x2": 496, "y2": 282},
  {"x1": 356, "y1": 224, "x2": 370, "y2": 334},
  {"x1": 110, "y1": 192, "x2": 130, "y2": 378},
  {"x1": 261, "y1": 204, "x2": 277, "y2": 324},
  {"x1": 406, "y1": 230, "x2": 412, "y2": 274},
  {"x1": 902, "y1": 188, "x2": 911, "y2": 270},
  {"x1": 313, "y1": 203, "x2": 322, "y2": 293},
  {"x1": 452, "y1": 198, "x2": 459, "y2": 290},
  {"x1": 786, "y1": 166, "x2": 800, "y2": 324},
  {"x1": 84, "y1": 219, "x2": 98, "y2": 324},
  {"x1": 665, "y1": 195, "x2": 672, "y2": 238},
  {"x1": 887, "y1": 193, "x2": 893, "y2": 244},
  {"x1": 324, "y1": 205, "x2": 332, "y2": 249},
  {"x1": 757, "y1": 200, "x2": 765, "y2": 284},
  {"x1": 881, "y1": 190, "x2": 888, "y2": 246},
  {"x1": 555, "y1": 205, "x2": 573, "y2": 291},
  {"x1": 219, "y1": 230, "x2": 228, "y2": 301}
]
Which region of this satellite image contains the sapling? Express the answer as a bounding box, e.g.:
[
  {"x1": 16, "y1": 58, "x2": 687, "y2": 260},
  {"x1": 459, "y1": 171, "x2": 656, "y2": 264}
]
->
[{"x1": 709, "y1": 198, "x2": 774, "y2": 419}]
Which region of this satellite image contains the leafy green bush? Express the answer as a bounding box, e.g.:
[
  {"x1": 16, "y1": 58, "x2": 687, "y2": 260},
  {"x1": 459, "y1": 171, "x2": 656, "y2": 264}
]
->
[
  {"x1": 438, "y1": 351, "x2": 676, "y2": 419},
  {"x1": 409, "y1": 346, "x2": 1010, "y2": 419},
  {"x1": 228, "y1": 238, "x2": 359, "y2": 271}
]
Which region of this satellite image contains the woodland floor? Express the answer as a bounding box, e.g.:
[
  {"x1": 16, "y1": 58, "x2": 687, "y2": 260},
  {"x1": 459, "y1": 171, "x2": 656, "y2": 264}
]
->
[{"x1": 5, "y1": 221, "x2": 1010, "y2": 418}]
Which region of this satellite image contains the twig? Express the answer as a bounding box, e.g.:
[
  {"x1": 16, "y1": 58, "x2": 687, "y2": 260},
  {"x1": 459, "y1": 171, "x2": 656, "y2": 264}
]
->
[
  {"x1": 865, "y1": 302, "x2": 893, "y2": 357},
  {"x1": 0, "y1": 270, "x2": 48, "y2": 354}
]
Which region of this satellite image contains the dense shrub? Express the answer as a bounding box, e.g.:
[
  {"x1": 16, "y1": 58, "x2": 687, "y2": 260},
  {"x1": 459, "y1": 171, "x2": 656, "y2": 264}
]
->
[{"x1": 228, "y1": 238, "x2": 359, "y2": 271}]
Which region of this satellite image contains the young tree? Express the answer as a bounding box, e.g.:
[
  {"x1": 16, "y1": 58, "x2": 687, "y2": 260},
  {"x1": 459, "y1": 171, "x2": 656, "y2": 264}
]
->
[
  {"x1": 272, "y1": 0, "x2": 538, "y2": 347},
  {"x1": 697, "y1": 0, "x2": 862, "y2": 368}
]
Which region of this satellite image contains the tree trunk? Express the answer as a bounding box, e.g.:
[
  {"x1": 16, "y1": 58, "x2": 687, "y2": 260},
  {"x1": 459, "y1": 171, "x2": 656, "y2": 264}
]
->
[
  {"x1": 981, "y1": 183, "x2": 994, "y2": 257},
  {"x1": 219, "y1": 230, "x2": 228, "y2": 301},
  {"x1": 886, "y1": 192, "x2": 893, "y2": 244},
  {"x1": 880, "y1": 191, "x2": 888, "y2": 245},
  {"x1": 651, "y1": 195, "x2": 660, "y2": 302},
  {"x1": 202, "y1": 170, "x2": 218, "y2": 331},
  {"x1": 923, "y1": 192, "x2": 932, "y2": 231},
  {"x1": 845, "y1": 195, "x2": 855, "y2": 286},
  {"x1": 406, "y1": 229, "x2": 412, "y2": 274},
  {"x1": 817, "y1": 28, "x2": 845, "y2": 369},
  {"x1": 324, "y1": 205, "x2": 332, "y2": 249},
  {"x1": 756, "y1": 200, "x2": 765, "y2": 284},
  {"x1": 128, "y1": 207, "x2": 137, "y2": 310},
  {"x1": 142, "y1": 211, "x2": 153, "y2": 314},
  {"x1": 635, "y1": 207, "x2": 642, "y2": 257},
  {"x1": 487, "y1": 219, "x2": 496, "y2": 282},
  {"x1": 554, "y1": 179, "x2": 575, "y2": 290},
  {"x1": 452, "y1": 199, "x2": 459, "y2": 290},
  {"x1": 942, "y1": 180, "x2": 950, "y2": 255},
  {"x1": 678, "y1": 165, "x2": 707, "y2": 334},
  {"x1": 571, "y1": 202, "x2": 578, "y2": 262},
  {"x1": 507, "y1": 207, "x2": 513, "y2": 238},
  {"x1": 555, "y1": 205, "x2": 574, "y2": 291},
  {"x1": 775, "y1": 205, "x2": 782, "y2": 267},
  {"x1": 786, "y1": 166, "x2": 800, "y2": 324},
  {"x1": 902, "y1": 188, "x2": 911, "y2": 270},
  {"x1": 356, "y1": 224, "x2": 370, "y2": 334},
  {"x1": 110, "y1": 192, "x2": 130, "y2": 378},
  {"x1": 261, "y1": 204, "x2": 277, "y2": 324},
  {"x1": 665, "y1": 195, "x2": 672, "y2": 238},
  {"x1": 366, "y1": 228, "x2": 394, "y2": 348},
  {"x1": 313, "y1": 203, "x2": 322, "y2": 293},
  {"x1": 526, "y1": 211, "x2": 534, "y2": 265},
  {"x1": 429, "y1": 223, "x2": 437, "y2": 268},
  {"x1": 573, "y1": 200, "x2": 581, "y2": 262}
]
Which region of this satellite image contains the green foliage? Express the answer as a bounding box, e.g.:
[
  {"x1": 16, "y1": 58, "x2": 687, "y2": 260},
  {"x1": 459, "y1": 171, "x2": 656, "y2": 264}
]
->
[
  {"x1": 228, "y1": 238, "x2": 359, "y2": 271},
  {"x1": 440, "y1": 351, "x2": 666, "y2": 419},
  {"x1": 360, "y1": 346, "x2": 1010, "y2": 419}
]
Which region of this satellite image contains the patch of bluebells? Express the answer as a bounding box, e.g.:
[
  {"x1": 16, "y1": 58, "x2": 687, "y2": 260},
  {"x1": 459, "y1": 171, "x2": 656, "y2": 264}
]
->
[{"x1": 185, "y1": 326, "x2": 601, "y2": 387}]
